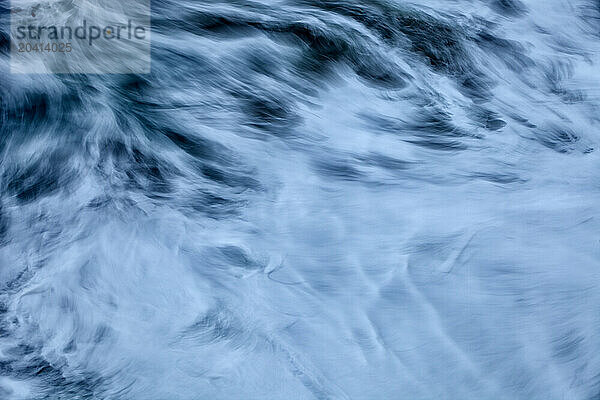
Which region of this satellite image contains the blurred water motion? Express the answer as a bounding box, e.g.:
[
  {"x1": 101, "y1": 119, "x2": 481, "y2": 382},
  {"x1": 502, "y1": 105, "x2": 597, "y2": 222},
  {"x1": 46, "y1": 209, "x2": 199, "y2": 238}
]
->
[{"x1": 1, "y1": 0, "x2": 600, "y2": 398}]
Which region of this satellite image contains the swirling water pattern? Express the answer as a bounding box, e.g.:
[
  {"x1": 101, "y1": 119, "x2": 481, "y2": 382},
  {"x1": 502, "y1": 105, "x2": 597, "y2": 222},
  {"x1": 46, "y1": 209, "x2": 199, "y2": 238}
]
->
[{"x1": 1, "y1": 0, "x2": 600, "y2": 398}]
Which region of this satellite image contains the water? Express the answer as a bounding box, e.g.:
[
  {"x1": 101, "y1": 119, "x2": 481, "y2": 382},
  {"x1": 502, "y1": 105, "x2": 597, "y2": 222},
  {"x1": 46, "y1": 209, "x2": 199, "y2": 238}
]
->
[{"x1": 1, "y1": 0, "x2": 599, "y2": 398}]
